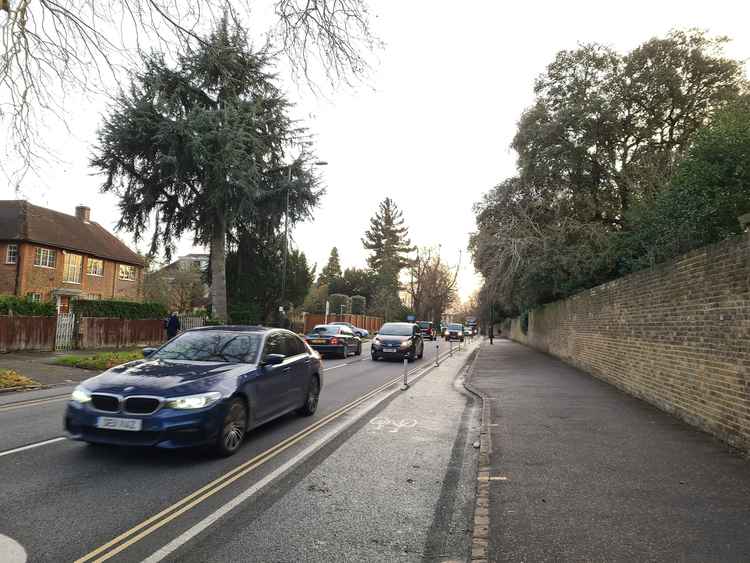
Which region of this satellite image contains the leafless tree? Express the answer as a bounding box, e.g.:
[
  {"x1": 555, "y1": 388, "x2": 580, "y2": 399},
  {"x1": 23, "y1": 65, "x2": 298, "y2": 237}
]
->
[
  {"x1": 407, "y1": 247, "x2": 459, "y2": 324},
  {"x1": 0, "y1": 0, "x2": 377, "y2": 182}
]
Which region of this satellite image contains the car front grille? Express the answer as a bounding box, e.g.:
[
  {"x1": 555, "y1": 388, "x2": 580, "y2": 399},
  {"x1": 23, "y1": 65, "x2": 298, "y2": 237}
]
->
[
  {"x1": 91, "y1": 394, "x2": 120, "y2": 413},
  {"x1": 124, "y1": 397, "x2": 161, "y2": 415}
]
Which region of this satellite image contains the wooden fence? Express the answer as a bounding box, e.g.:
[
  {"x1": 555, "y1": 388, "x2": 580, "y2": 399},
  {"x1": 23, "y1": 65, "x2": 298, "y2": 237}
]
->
[
  {"x1": 77, "y1": 318, "x2": 165, "y2": 349},
  {"x1": 302, "y1": 313, "x2": 383, "y2": 335},
  {"x1": 0, "y1": 315, "x2": 56, "y2": 353}
]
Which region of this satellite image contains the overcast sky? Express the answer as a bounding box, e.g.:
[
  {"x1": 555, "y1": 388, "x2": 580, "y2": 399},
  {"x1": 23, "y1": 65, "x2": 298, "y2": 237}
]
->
[{"x1": 2, "y1": 0, "x2": 749, "y2": 301}]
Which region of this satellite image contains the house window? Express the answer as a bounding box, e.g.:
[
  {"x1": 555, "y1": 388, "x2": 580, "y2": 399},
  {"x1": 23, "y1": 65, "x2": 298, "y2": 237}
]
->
[
  {"x1": 118, "y1": 264, "x2": 136, "y2": 281},
  {"x1": 5, "y1": 244, "x2": 18, "y2": 264},
  {"x1": 87, "y1": 258, "x2": 104, "y2": 276},
  {"x1": 84, "y1": 293, "x2": 101, "y2": 300},
  {"x1": 34, "y1": 247, "x2": 56, "y2": 268},
  {"x1": 63, "y1": 253, "x2": 83, "y2": 284},
  {"x1": 27, "y1": 292, "x2": 41, "y2": 303}
]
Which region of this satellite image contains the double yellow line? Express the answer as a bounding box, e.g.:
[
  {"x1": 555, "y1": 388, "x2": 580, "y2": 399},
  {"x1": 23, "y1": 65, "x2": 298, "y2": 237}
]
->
[
  {"x1": 75, "y1": 373, "x2": 408, "y2": 563},
  {"x1": 0, "y1": 394, "x2": 70, "y2": 413}
]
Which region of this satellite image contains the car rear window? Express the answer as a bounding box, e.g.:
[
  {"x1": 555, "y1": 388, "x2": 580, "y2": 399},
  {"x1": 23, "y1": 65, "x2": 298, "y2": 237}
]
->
[
  {"x1": 418, "y1": 322, "x2": 432, "y2": 328},
  {"x1": 310, "y1": 325, "x2": 340, "y2": 335}
]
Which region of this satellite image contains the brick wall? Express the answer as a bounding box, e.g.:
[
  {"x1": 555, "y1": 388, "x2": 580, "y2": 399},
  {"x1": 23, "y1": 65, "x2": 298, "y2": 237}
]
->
[
  {"x1": 508, "y1": 233, "x2": 750, "y2": 453},
  {"x1": 0, "y1": 242, "x2": 18, "y2": 294}
]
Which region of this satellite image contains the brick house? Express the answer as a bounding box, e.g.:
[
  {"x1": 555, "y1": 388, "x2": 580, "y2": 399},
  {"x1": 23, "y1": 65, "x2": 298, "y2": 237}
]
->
[{"x1": 0, "y1": 201, "x2": 145, "y2": 312}]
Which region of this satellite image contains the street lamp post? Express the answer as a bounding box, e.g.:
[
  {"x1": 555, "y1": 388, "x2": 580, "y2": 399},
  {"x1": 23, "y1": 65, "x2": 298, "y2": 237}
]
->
[{"x1": 279, "y1": 160, "x2": 327, "y2": 321}]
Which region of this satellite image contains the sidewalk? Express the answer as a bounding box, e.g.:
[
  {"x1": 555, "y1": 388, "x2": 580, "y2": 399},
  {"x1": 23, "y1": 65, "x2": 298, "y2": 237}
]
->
[
  {"x1": 468, "y1": 339, "x2": 750, "y2": 562},
  {"x1": 0, "y1": 350, "x2": 92, "y2": 388},
  {"x1": 180, "y1": 343, "x2": 482, "y2": 563}
]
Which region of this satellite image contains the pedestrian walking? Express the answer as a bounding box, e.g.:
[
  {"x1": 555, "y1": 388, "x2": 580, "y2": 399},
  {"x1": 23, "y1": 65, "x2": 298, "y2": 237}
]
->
[
  {"x1": 166, "y1": 311, "x2": 181, "y2": 340},
  {"x1": 489, "y1": 325, "x2": 494, "y2": 345}
]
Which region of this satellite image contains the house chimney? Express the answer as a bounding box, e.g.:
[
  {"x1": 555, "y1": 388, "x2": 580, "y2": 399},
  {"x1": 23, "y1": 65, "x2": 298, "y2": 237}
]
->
[{"x1": 75, "y1": 205, "x2": 90, "y2": 222}]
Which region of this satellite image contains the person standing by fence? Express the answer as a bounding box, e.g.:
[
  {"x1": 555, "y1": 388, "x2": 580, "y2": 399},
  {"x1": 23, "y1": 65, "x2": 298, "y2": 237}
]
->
[{"x1": 166, "y1": 312, "x2": 181, "y2": 340}]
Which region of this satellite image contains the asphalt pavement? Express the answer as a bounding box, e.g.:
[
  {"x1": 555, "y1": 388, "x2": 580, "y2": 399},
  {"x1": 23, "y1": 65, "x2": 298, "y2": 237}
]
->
[
  {"x1": 0, "y1": 337, "x2": 479, "y2": 563},
  {"x1": 468, "y1": 339, "x2": 750, "y2": 562}
]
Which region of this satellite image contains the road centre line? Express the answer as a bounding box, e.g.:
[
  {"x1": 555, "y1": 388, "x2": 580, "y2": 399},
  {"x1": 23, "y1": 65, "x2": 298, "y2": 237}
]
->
[
  {"x1": 0, "y1": 437, "x2": 67, "y2": 458},
  {"x1": 0, "y1": 395, "x2": 70, "y2": 413},
  {"x1": 77, "y1": 349, "x2": 458, "y2": 563}
]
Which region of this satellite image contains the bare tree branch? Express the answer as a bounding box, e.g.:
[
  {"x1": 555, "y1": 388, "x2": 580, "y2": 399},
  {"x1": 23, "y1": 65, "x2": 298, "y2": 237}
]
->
[{"x1": 0, "y1": 0, "x2": 378, "y2": 185}]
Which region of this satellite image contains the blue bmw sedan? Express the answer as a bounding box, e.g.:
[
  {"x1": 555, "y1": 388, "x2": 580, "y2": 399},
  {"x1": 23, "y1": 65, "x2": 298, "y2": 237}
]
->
[{"x1": 64, "y1": 326, "x2": 323, "y2": 456}]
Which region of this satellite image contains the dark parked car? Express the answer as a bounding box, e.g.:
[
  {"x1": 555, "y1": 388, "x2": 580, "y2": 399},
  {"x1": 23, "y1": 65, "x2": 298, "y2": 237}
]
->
[
  {"x1": 445, "y1": 323, "x2": 465, "y2": 342},
  {"x1": 64, "y1": 326, "x2": 323, "y2": 457},
  {"x1": 417, "y1": 320, "x2": 435, "y2": 340},
  {"x1": 330, "y1": 321, "x2": 370, "y2": 338},
  {"x1": 304, "y1": 324, "x2": 362, "y2": 358},
  {"x1": 371, "y1": 322, "x2": 424, "y2": 362}
]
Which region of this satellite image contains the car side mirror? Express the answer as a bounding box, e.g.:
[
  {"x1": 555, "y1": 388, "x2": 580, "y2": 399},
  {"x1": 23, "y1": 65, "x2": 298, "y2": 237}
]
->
[
  {"x1": 142, "y1": 347, "x2": 156, "y2": 358},
  {"x1": 261, "y1": 353, "x2": 285, "y2": 366}
]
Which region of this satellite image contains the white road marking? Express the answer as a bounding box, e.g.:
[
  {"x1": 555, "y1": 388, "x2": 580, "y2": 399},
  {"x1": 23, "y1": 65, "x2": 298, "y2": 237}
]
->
[
  {"x1": 142, "y1": 358, "x2": 438, "y2": 563},
  {"x1": 0, "y1": 437, "x2": 67, "y2": 458},
  {"x1": 369, "y1": 417, "x2": 418, "y2": 433},
  {"x1": 0, "y1": 534, "x2": 27, "y2": 563}
]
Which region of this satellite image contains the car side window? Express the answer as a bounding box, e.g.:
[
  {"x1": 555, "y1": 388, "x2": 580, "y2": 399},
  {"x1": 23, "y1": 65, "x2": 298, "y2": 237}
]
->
[
  {"x1": 284, "y1": 333, "x2": 306, "y2": 356},
  {"x1": 262, "y1": 332, "x2": 285, "y2": 360}
]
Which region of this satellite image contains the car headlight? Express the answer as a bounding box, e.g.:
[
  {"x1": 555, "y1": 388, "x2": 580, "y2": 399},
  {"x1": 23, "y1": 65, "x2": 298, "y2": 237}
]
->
[
  {"x1": 400, "y1": 340, "x2": 411, "y2": 349},
  {"x1": 373, "y1": 337, "x2": 381, "y2": 345},
  {"x1": 166, "y1": 392, "x2": 222, "y2": 410},
  {"x1": 71, "y1": 386, "x2": 92, "y2": 403}
]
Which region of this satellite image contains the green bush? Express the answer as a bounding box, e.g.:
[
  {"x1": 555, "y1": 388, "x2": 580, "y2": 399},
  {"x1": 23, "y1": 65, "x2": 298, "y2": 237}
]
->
[
  {"x1": 0, "y1": 296, "x2": 56, "y2": 316},
  {"x1": 71, "y1": 299, "x2": 167, "y2": 319},
  {"x1": 350, "y1": 295, "x2": 366, "y2": 314}
]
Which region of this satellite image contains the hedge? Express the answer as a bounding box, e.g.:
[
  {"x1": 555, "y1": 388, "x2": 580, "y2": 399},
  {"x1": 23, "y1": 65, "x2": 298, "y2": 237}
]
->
[
  {"x1": 71, "y1": 299, "x2": 168, "y2": 320},
  {"x1": 0, "y1": 296, "x2": 56, "y2": 316}
]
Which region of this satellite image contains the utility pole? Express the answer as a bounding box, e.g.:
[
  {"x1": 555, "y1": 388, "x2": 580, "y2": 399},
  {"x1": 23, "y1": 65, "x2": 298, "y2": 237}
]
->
[{"x1": 279, "y1": 160, "x2": 327, "y2": 319}]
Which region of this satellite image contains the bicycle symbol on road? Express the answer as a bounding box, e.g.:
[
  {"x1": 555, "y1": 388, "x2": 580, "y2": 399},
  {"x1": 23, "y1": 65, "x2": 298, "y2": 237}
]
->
[{"x1": 369, "y1": 417, "x2": 418, "y2": 433}]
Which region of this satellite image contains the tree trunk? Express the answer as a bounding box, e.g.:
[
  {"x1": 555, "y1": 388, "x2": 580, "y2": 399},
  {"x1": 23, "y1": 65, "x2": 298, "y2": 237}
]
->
[{"x1": 210, "y1": 217, "x2": 228, "y2": 322}]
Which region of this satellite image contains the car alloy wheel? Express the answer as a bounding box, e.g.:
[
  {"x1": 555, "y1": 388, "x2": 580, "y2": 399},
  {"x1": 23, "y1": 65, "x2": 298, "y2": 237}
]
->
[
  {"x1": 299, "y1": 375, "x2": 320, "y2": 416},
  {"x1": 216, "y1": 398, "x2": 247, "y2": 456}
]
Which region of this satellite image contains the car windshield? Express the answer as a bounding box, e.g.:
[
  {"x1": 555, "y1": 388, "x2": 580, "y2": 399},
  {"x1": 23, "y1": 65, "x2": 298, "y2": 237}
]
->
[
  {"x1": 379, "y1": 323, "x2": 413, "y2": 336},
  {"x1": 152, "y1": 331, "x2": 262, "y2": 363},
  {"x1": 449, "y1": 324, "x2": 463, "y2": 330},
  {"x1": 310, "y1": 326, "x2": 340, "y2": 335}
]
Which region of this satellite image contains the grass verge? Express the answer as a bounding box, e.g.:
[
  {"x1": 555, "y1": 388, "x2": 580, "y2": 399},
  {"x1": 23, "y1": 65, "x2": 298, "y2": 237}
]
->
[
  {"x1": 0, "y1": 370, "x2": 40, "y2": 390},
  {"x1": 55, "y1": 350, "x2": 143, "y2": 371}
]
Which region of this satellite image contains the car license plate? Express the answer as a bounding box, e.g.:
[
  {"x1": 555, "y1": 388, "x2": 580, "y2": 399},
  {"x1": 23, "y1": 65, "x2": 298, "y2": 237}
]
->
[
  {"x1": 311, "y1": 339, "x2": 326, "y2": 344},
  {"x1": 96, "y1": 417, "x2": 142, "y2": 431},
  {"x1": 383, "y1": 348, "x2": 397, "y2": 353}
]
